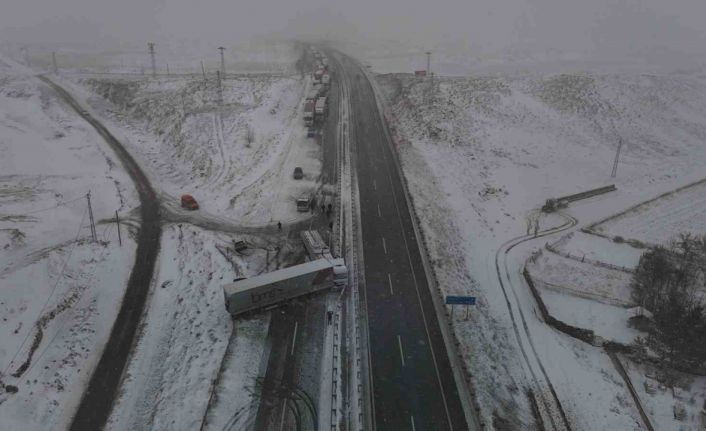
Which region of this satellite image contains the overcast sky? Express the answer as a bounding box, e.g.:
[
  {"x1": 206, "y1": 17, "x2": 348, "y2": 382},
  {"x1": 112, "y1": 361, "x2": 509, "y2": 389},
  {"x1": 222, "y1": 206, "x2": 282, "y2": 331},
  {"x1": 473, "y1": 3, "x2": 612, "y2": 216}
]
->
[{"x1": 3, "y1": 0, "x2": 706, "y2": 67}]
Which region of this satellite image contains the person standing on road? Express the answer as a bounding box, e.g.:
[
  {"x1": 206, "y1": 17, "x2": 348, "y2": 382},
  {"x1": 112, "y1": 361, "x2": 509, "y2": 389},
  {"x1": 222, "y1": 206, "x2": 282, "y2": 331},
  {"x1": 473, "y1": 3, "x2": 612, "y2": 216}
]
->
[{"x1": 277, "y1": 221, "x2": 282, "y2": 231}]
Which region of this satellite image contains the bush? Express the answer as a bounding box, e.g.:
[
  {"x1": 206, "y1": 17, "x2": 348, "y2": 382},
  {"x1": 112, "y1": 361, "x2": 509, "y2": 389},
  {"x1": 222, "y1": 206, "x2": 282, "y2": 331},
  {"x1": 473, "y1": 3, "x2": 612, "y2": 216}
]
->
[{"x1": 631, "y1": 234, "x2": 706, "y2": 370}]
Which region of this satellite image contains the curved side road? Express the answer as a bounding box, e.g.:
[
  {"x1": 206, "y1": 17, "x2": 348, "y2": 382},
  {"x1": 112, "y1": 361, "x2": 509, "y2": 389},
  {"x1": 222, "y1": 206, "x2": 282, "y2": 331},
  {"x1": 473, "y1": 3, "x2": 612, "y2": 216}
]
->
[{"x1": 38, "y1": 75, "x2": 163, "y2": 430}]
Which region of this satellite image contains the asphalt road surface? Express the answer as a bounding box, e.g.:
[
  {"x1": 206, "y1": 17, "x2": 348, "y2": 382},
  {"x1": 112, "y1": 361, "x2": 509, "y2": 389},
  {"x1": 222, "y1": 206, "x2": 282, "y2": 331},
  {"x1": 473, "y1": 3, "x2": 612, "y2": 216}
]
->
[
  {"x1": 253, "y1": 55, "x2": 341, "y2": 431},
  {"x1": 334, "y1": 56, "x2": 470, "y2": 430},
  {"x1": 38, "y1": 76, "x2": 163, "y2": 431}
]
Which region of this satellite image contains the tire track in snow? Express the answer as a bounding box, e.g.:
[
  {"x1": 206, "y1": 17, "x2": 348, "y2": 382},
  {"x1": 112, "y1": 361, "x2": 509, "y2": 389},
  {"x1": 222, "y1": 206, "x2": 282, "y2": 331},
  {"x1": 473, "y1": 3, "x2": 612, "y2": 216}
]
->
[{"x1": 493, "y1": 212, "x2": 577, "y2": 431}]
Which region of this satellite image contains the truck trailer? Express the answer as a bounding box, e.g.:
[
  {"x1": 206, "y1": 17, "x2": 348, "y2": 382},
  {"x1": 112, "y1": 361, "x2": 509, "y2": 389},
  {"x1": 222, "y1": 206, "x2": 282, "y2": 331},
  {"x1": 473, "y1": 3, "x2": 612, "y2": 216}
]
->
[
  {"x1": 315, "y1": 97, "x2": 327, "y2": 119},
  {"x1": 301, "y1": 230, "x2": 333, "y2": 260},
  {"x1": 304, "y1": 100, "x2": 315, "y2": 126},
  {"x1": 223, "y1": 258, "x2": 348, "y2": 316}
]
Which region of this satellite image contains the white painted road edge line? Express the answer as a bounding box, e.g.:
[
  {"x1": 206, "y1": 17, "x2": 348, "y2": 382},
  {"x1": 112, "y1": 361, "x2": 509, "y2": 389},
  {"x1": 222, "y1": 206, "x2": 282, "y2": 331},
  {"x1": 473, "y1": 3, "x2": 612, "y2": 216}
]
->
[
  {"x1": 388, "y1": 273, "x2": 394, "y2": 295},
  {"x1": 377, "y1": 203, "x2": 382, "y2": 217},
  {"x1": 373, "y1": 179, "x2": 377, "y2": 190},
  {"x1": 397, "y1": 335, "x2": 405, "y2": 367},
  {"x1": 411, "y1": 415, "x2": 416, "y2": 431},
  {"x1": 291, "y1": 321, "x2": 298, "y2": 356},
  {"x1": 382, "y1": 237, "x2": 387, "y2": 254}
]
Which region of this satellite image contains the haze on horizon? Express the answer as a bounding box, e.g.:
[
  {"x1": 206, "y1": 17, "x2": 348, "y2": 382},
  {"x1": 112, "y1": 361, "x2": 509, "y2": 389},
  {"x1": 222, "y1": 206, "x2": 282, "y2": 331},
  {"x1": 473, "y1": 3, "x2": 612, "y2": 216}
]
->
[{"x1": 2, "y1": 0, "x2": 706, "y2": 70}]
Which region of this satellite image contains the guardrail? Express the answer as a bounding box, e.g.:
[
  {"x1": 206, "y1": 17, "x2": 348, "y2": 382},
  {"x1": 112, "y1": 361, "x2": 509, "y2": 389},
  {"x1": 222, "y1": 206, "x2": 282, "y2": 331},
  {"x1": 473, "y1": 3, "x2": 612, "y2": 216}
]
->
[{"x1": 358, "y1": 60, "x2": 484, "y2": 430}]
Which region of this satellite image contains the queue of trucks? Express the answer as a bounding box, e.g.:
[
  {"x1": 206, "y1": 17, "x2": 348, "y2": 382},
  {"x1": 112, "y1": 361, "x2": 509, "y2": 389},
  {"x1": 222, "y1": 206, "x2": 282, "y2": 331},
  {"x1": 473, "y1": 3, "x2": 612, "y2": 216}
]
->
[
  {"x1": 222, "y1": 230, "x2": 347, "y2": 317},
  {"x1": 304, "y1": 49, "x2": 330, "y2": 127}
]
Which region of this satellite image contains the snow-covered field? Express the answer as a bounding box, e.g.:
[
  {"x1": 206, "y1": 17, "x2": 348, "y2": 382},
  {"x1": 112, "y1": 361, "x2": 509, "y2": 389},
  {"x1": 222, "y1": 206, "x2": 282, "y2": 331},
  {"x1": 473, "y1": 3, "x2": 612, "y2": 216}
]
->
[
  {"x1": 107, "y1": 224, "x2": 256, "y2": 430},
  {"x1": 375, "y1": 70, "x2": 706, "y2": 428},
  {"x1": 527, "y1": 249, "x2": 633, "y2": 306},
  {"x1": 0, "y1": 56, "x2": 137, "y2": 429},
  {"x1": 64, "y1": 72, "x2": 315, "y2": 224},
  {"x1": 590, "y1": 178, "x2": 706, "y2": 247}
]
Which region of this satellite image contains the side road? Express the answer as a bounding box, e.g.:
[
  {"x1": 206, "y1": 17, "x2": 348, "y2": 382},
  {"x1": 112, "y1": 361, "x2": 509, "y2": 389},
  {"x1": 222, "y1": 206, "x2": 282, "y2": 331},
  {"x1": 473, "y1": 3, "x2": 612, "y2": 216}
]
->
[{"x1": 38, "y1": 75, "x2": 163, "y2": 431}]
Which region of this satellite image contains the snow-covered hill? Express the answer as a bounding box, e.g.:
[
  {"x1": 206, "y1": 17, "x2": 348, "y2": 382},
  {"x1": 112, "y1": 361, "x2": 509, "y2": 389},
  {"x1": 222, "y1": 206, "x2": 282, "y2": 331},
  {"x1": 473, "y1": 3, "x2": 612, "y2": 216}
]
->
[{"x1": 376, "y1": 71, "x2": 706, "y2": 428}]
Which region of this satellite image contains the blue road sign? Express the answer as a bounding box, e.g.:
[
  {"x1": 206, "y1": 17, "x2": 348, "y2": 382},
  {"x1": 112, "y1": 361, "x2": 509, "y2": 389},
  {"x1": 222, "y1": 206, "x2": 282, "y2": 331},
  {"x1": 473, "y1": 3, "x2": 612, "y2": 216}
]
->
[{"x1": 445, "y1": 295, "x2": 476, "y2": 305}]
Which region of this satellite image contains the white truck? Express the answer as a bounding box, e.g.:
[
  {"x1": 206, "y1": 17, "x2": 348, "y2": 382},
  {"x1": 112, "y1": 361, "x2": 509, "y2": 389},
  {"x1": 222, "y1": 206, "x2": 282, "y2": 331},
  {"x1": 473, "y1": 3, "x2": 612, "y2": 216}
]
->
[
  {"x1": 315, "y1": 96, "x2": 327, "y2": 119},
  {"x1": 321, "y1": 73, "x2": 330, "y2": 86},
  {"x1": 301, "y1": 230, "x2": 333, "y2": 260},
  {"x1": 223, "y1": 256, "x2": 348, "y2": 316}
]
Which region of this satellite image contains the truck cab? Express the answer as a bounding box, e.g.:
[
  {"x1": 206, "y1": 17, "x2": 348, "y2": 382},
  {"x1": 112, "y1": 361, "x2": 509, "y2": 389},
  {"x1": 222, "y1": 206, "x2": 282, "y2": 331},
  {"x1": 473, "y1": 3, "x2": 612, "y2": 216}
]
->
[
  {"x1": 331, "y1": 259, "x2": 348, "y2": 287},
  {"x1": 296, "y1": 196, "x2": 311, "y2": 212}
]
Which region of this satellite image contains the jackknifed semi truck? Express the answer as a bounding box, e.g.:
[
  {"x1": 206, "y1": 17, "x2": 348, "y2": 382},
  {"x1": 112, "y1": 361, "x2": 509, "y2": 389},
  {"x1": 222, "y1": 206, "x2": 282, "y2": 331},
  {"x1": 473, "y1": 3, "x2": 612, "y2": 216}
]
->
[{"x1": 223, "y1": 257, "x2": 348, "y2": 316}]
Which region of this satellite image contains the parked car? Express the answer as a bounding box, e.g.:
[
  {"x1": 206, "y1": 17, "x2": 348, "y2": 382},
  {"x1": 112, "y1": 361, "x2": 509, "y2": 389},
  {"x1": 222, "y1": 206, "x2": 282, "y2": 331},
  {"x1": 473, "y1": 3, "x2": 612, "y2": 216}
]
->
[
  {"x1": 293, "y1": 167, "x2": 304, "y2": 179},
  {"x1": 180, "y1": 194, "x2": 199, "y2": 210},
  {"x1": 307, "y1": 127, "x2": 316, "y2": 138}
]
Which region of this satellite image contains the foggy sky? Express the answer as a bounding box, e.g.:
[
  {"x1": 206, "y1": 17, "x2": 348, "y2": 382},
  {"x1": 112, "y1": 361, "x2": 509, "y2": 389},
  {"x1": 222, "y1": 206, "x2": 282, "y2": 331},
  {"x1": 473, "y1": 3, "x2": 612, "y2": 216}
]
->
[{"x1": 3, "y1": 0, "x2": 706, "y2": 67}]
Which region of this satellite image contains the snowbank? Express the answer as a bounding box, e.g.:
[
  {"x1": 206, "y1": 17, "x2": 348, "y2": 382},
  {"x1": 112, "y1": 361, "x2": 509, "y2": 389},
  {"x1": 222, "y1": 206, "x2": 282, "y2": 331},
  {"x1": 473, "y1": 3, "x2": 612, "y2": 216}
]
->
[{"x1": 0, "y1": 61, "x2": 137, "y2": 429}]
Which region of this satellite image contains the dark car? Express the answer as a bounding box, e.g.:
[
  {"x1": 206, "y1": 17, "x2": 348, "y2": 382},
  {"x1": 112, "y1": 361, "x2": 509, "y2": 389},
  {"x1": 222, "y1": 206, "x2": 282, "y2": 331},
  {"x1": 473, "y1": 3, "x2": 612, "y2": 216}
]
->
[
  {"x1": 307, "y1": 127, "x2": 316, "y2": 138},
  {"x1": 293, "y1": 167, "x2": 304, "y2": 179}
]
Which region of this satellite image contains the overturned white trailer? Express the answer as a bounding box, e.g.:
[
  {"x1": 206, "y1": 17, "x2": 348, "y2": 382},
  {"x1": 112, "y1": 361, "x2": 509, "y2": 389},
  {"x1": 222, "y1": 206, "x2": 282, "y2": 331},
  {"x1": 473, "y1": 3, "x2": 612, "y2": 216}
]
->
[{"x1": 223, "y1": 257, "x2": 347, "y2": 317}]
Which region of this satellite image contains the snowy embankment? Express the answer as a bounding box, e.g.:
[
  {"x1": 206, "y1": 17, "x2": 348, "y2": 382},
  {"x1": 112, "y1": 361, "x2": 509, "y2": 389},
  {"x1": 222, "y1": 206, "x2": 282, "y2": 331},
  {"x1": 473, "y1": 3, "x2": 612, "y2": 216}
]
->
[
  {"x1": 0, "y1": 58, "x2": 137, "y2": 429},
  {"x1": 376, "y1": 71, "x2": 706, "y2": 428},
  {"x1": 62, "y1": 71, "x2": 315, "y2": 225},
  {"x1": 106, "y1": 224, "x2": 238, "y2": 430}
]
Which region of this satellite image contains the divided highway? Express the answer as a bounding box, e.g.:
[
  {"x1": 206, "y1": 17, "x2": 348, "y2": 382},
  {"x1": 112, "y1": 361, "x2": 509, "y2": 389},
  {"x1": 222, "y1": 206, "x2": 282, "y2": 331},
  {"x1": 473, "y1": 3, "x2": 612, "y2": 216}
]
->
[{"x1": 333, "y1": 56, "x2": 471, "y2": 430}]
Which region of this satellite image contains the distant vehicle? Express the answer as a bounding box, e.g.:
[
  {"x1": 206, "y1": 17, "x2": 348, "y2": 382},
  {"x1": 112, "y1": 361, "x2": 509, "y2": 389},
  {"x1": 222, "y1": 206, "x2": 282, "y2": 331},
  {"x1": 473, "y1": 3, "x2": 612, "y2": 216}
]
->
[
  {"x1": 315, "y1": 97, "x2": 327, "y2": 119},
  {"x1": 180, "y1": 194, "x2": 199, "y2": 210},
  {"x1": 304, "y1": 100, "x2": 315, "y2": 126},
  {"x1": 307, "y1": 127, "x2": 316, "y2": 138},
  {"x1": 222, "y1": 257, "x2": 348, "y2": 317},
  {"x1": 296, "y1": 195, "x2": 312, "y2": 212},
  {"x1": 414, "y1": 70, "x2": 428, "y2": 77},
  {"x1": 301, "y1": 230, "x2": 335, "y2": 261},
  {"x1": 293, "y1": 167, "x2": 303, "y2": 179},
  {"x1": 321, "y1": 74, "x2": 330, "y2": 85}
]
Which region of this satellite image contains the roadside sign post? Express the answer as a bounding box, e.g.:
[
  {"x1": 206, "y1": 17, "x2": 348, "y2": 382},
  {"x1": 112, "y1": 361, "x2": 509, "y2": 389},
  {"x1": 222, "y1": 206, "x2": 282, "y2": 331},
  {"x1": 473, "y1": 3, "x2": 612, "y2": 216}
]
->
[{"x1": 445, "y1": 295, "x2": 476, "y2": 320}]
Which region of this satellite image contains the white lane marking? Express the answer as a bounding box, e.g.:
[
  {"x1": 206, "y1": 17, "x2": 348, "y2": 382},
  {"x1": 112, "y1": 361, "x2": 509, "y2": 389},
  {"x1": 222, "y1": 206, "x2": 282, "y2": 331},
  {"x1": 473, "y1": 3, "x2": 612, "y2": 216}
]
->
[
  {"x1": 411, "y1": 415, "x2": 416, "y2": 431},
  {"x1": 382, "y1": 144, "x2": 455, "y2": 428},
  {"x1": 373, "y1": 179, "x2": 377, "y2": 190},
  {"x1": 388, "y1": 273, "x2": 394, "y2": 295},
  {"x1": 382, "y1": 237, "x2": 387, "y2": 254},
  {"x1": 291, "y1": 321, "x2": 298, "y2": 356},
  {"x1": 397, "y1": 335, "x2": 405, "y2": 366},
  {"x1": 377, "y1": 203, "x2": 382, "y2": 217}
]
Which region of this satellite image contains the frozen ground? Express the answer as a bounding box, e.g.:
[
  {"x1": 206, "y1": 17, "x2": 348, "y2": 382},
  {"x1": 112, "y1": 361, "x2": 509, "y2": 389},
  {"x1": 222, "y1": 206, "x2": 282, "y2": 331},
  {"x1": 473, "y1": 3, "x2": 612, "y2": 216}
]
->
[
  {"x1": 527, "y1": 250, "x2": 633, "y2": 306},
  {"x1": 375, "y1": 70, "x2": 706, "y2": 428},
  {"x1": 59, "y1": 67, "x2": 321, "y2": 225},
  {"x1": 107, "y1": 224, "x2": 287, "y2": 430},
  {"x1": 623, "y1": 356, "x2": 706, "y2": 431},
  {"x1": 590, "y1": 178, "x2": 706, "y2": 247},
  {"x1": 0, "y1": 56, "x2": 137, "y2": 429},
  {"x1": 552, "y1": 231, "x2": 642, "y2": 270}
]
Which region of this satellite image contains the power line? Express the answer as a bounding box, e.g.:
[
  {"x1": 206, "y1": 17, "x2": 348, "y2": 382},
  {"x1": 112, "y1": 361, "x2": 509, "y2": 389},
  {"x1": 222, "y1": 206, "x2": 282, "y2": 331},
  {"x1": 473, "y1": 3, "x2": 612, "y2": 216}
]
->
[
  {"x1": 9, "y1": 195, "x2": 85, "y2": 216},
  {"x1": 3, "y1": 207, "x2": 88, "y2": 375}
]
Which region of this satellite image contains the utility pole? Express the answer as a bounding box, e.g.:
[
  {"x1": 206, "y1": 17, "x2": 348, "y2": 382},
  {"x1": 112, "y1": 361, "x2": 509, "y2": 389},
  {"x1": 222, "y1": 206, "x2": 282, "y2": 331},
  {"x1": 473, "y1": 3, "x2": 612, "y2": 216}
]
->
[
  {"x1": 166, "y1": 62, "x2": 170, "y2": 76},
  {"x1": 216, "y1": 70, "x2": 223, "y2": 104},
  {"x1": 201, "y1": 60, "x2": 207, "y2": 82},
  {"x1": 218, "y1": 46, "x2": 226, "y2": 76},
  {"x1": 86, "y1": 191, "x2": 97, "y2": 242},
  {"x1": 426, "y1": 51, "x2": 431, "y2": 76},
  {"x1": 115, "y1": 210, "x2": 122, "y2": 246},
  {"x1": 611, "y1": 137, "x2": 623, "y2": 178},
  {"x1": 52, "y1": 52, "x2": 58, "y2": 74},
  {"x1": 148, "y1": 42, "x2": 156, "y2": 77}
]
